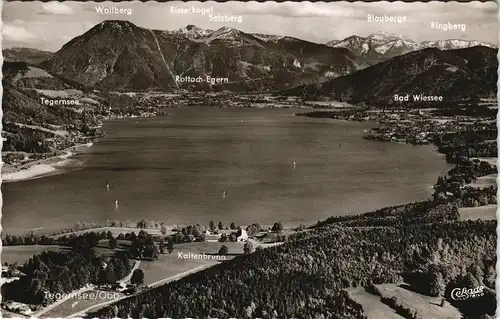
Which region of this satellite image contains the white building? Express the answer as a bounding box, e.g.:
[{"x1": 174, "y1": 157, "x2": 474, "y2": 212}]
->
[{"x1": 237, "y1": 229, "x2": 248, "y2": 242}]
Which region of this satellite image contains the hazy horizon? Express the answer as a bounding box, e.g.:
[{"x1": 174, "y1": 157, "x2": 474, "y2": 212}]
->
[{"x1": 3, "y1": 1, "x2": 498, "y2": 51}]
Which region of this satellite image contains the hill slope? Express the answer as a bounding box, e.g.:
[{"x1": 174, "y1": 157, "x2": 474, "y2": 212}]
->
[
  {"x1": 1, "y1": 61, "x2": 102, "y2": 154},
  {"x1": 90, "y1": 216, "x2": 495, "y2": 319},
  {"x1": 281, "y1": 46, "x2": 498, "y2": 104}
]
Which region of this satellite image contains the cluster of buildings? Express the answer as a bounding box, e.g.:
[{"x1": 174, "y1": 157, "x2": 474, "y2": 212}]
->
[
  {"x1": 363, "y1": 109, "x2": 492, "y2": 145},
  {"x1": 204, "y1": 228, "x2": 249, "y2": 242}
]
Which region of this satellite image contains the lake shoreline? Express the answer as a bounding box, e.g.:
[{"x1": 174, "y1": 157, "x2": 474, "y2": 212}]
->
[{"x1": 1, "y1": 142, "x2": 94, "y2": 183}]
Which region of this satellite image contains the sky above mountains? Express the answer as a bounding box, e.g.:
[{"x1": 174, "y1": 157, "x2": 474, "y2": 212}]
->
[{"x1": 3, "y1": 1, "x2": 498, "y2": 52}]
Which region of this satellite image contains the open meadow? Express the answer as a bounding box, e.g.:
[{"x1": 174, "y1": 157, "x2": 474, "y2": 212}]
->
[
  {"x1": 1, "y1": 245, "x2": 68, "y2": 264},
  {"x1": 459, "y1": 204, "x2": 497, "y2": 220},
  {"x1": 139, "y1": 241, "x2": 244, "y2": 286},
  {"x1": 375, "y1": 284, "x2": 462, "y2": 319},
  {"x1": 347, "y1": 287, "x2": 405, "y2": 319},
  {"x1": 2, "y1": 244, "x2": 124, "y2": 265}
]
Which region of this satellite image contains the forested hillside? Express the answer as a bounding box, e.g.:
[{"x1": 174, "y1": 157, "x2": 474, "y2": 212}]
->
[{"x1": 92, "y1": 202, "x2": 496, "y2": 318}]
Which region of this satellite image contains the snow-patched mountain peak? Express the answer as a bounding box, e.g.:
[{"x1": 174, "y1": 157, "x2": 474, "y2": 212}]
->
[
  {"x1": 361, "y1": 43, "x2": 370, "y2": 54},
  {"x1": 203, "y1": 26, "x2": 245, "y2": 42},
  {"x1": 367, "y1": 32, "x2": 414, "y2": 43},
  {"x1": 252, "y1": 33, "x2": 285, "y2": 42},
  {"x1": 333, "y1": 35, "x2": 365, "y2": 44},
  {"x1": 373, "y1": 39, "x2": 418, "y2": 54},
  {"x1": 8, "y1": 46, "x2": 27, "y2": 52},
  {"x1": 329, "y1": 36, "x2": 369, "y2": 48},
  {"x1": 214, "y1": 26, "x2": 239, "y2": 36},
  {"x1": 325, "y1": 39, "x2": 340, "y2": 46},
  {"x1": 325, "y1": 32, "x2": 497, "y2": 65},
  {"x1": 418, "y1": 39, "x2": 496, "y2": 50},
  {"x1": 168, "y1": 26, "x2": 293, "y2": 46},
  {"x1": 174, "y1": 25, "x2": 214, "y2": 39},
  {"x1": 214, "y1": 26, "x2": 239, "y2": 35}
]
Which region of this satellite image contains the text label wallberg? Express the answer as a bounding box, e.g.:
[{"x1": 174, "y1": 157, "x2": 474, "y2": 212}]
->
[{"x1": 95, "y1": 6, "x2": 132, "y2": 16}]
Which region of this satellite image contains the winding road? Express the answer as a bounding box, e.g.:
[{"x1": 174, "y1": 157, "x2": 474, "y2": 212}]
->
[{"x1": 33, "y1": 285, "x2": 96, "y2": 318}]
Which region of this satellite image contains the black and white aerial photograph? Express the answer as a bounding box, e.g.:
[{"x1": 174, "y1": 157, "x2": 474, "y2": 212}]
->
[{"x1": 1, "y1": 1, "x2": 498, "y2": 318}]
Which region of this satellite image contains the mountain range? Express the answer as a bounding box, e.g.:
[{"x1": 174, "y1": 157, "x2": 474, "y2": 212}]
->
[
  {"x1": 3, "y1": 47, "x2": 54, "y2": 65},
  {"x1": 281, "y1": 46, "x2": 498, "y2": 104},
  {"x1": 37, "y1": 20, "x2": 358, "y2": 91},
  {"x1": 2, "y1": 20, "x2": 497, "y2": 99},
  {"x1": 7, "y1": 29, "x2": 493, "y2": 74},
  {"x1": 326, "y1": 32, "x2": 496, "y2": 66}
]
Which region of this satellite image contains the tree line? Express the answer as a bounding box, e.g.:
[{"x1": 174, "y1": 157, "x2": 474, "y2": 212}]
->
[
  {"x1": 2, "y1": 230, "x2": 114, "y2": 247},
  {"x1": 2, "y1": 248, "x2": 131, "y2": 306}
]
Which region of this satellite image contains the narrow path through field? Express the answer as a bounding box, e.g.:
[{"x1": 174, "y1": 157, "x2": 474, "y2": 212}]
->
[
  {"x1": 248, "y1": 238, "x2": 284, "y2": 248},
  {"x1": 119, "y1": 260, "x2": 141, "y2": 284}
]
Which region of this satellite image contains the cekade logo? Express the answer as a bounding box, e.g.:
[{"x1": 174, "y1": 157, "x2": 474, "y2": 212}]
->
[{"x1": 451, "y1": 285, "x2": 485, "y2": 300}]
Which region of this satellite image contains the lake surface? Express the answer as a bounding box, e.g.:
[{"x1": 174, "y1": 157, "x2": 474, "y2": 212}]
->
[{"x1": 2, "y1": 107, "x2": 452, "y2": 234}]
